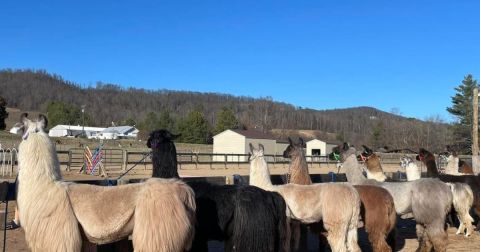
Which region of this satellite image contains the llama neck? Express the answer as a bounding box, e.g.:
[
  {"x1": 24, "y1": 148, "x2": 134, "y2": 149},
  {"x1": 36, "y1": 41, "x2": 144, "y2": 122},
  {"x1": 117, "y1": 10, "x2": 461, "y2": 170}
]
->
[
  {"x1": 406, "y1": 162, "x2": 421, "y2": 181},
  {"x1": 342, "y1": 154, "x2": 367, "y2": 184},
  {"x1": 365, "y1": 157, "x2": 384, "y2": 173},
  {"x1": 151, "y1": 146, "x2": 179, "y2": 179},
  {"x1": 289, "y1": 153, "x2": 312, "y2": 185},
  {"x1": 249, "y1": 157, "x2": 275, "y2": 191},
  {"x1": 445, "y1": 157, "x2": 459, "y2": 175},
  {"x1": 18, "y1": 133, "x2": 62, "y2": 186},
  {"x1": 424, "y1": 155, "x2": 439, "y2": 177}
]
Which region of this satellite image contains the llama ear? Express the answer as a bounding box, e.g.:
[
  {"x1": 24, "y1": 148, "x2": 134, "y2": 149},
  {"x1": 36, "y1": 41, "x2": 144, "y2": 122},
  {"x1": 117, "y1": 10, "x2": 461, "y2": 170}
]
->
[
  {"x1": 249, "y1": 143, "x2": 255, "y2": 153},
  {"x1": 259, "y1": 144, "x2": 265, "y2": 152},
  {"x1": 288, "y1": 137, "x2": 293, "y2": 145},
  {"x1": 298, "y1": 137, "x2": 305, "y2": 147},
  {"x1": 342, "y1": 142, "x2": 349, "y2": 150},
  {"x1": 362, "y1": 145, "x2": 373, "y2": 154},
  {"x1": 38, "y1": 114, "x2": 48, "y2": 130},
  {"x1": 20, "y1": 113, "x2": 29, "y2": 125}
]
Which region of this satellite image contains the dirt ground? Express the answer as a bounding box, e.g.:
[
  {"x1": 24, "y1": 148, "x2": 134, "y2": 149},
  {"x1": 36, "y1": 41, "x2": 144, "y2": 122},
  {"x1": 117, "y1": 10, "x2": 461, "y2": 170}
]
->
[
  {"x1": 2, "y1": 201, "x2": 480, "y2": 251},
  {"x1": 2, "y1": 168, "x2": 480, "y2": 251}
]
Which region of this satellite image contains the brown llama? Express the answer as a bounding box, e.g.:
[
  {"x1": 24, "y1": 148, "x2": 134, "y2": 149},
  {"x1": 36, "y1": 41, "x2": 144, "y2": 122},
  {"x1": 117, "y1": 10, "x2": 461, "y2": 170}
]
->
[{"x1": 284, "y1": 138, "x2": 397, "y2": 252}]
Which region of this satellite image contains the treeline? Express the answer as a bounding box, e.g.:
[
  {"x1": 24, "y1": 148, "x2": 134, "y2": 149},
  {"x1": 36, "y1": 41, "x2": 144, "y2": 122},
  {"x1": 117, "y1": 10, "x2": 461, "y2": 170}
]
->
[{"x1": 0, "y1": 69, "x2": 453, "y2": 151}]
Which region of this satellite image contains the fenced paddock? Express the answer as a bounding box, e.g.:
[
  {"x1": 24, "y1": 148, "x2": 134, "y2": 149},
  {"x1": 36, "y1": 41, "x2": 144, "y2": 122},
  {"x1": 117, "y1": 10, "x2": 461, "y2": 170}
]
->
[
  {"x1": 0, "y1": 147, "x2": 17, "y2": 176},
  {"x1": 0, "y1": 148, "x2": 473, "y2": 179}
]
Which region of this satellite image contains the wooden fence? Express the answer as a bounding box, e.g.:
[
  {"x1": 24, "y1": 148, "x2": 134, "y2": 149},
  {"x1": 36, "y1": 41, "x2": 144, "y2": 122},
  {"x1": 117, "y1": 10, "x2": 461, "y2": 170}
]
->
[{"x1": 1, "y1": 147, "x2": 475, "y2": 176}]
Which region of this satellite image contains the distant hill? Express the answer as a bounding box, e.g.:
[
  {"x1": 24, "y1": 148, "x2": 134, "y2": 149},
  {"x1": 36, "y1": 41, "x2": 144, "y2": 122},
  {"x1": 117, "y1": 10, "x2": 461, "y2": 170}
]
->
[{"x1": 0, "y1": 69, "x2": 453, "y2": 151}]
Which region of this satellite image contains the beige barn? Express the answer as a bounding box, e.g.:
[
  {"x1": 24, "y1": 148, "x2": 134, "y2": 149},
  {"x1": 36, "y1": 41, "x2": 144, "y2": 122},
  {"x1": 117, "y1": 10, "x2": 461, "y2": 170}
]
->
[
  {"x1": 213, "y1": 129, "x2": 283, "y2": 162},
  {"x1": 306, "y1": 139, "x2": 337, "y2": 161}
]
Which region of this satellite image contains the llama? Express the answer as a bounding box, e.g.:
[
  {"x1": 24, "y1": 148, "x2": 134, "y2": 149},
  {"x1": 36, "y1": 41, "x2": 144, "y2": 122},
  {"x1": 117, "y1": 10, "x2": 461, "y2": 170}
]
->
[
  {"x1": 284, "y1": 138, "x2": 396, "y2": 252},
  {"x1": 15, "y1": 114, "x2": 196, "y2": 252},
  {"x1": 417, "y1": 148, "x2": 480, "y2": 230},
  {"x1": 400, "y1": 156, "x2": 421, "y2": 181},
  {"x1": 250, "y1": 143, "x2": 361, "y2": 252},
  {"x1": 147, "y1": 129, "x2": 290, "y2": 252},
  {"x1": 359, "y1": 145, "x2": 387, "y2": 182},
  {"x1": 400, "y1": 155, "x2": 475, "y2": 237},
  {"x1": 447, "y1": 183, "x2": 475, "y2": 237},
  {"x1": 439, "y1": 152, "x2": 474, "y2": 175},
  {"x1": 332, "y1": 143, "x2": 452, "y2": 252}
]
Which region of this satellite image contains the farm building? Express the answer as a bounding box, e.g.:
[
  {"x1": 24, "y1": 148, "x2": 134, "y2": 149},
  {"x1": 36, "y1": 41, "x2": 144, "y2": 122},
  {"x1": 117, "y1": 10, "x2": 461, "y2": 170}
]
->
[
  {"x1": 213, "y1": 129, "x2": 281, "y2": 162},
  {"x1": 305, "y1": 139, "x2": 337, "y2": 161},
  {"x1": 95, "y1": 126, "x2": 139, "y2": 139},
  {"x1": 48, "y1": 125, "x2": 106, "y2": 138}
]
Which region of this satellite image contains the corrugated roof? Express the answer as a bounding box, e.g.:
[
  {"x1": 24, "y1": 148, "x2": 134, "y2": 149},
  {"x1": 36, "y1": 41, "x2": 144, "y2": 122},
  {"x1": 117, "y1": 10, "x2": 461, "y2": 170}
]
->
[
  {"x1": 231, "y1": 129, "x2": 277, "y2": 140},
  {"x1": 51, "y1": 125, "x2": 105, "y2": 132},
  {"x1": 102, "y1": 126, "x2": 138, "y2": 134}
]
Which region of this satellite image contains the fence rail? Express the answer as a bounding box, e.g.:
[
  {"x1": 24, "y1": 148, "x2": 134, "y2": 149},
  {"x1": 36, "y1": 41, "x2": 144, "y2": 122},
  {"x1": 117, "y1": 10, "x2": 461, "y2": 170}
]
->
[{"x1": 0, "y1": 148, "x2": 474, "y2": 176}]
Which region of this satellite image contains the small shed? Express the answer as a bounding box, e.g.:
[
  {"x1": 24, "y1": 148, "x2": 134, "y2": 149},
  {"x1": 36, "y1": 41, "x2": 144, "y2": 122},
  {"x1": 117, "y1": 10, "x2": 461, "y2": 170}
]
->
[
  {"x1": 306, "y1": 139, "x2": 337, "y2": 161},
  {"x1": 213, "y1": 129, "x2": 277, "y2": 162}
]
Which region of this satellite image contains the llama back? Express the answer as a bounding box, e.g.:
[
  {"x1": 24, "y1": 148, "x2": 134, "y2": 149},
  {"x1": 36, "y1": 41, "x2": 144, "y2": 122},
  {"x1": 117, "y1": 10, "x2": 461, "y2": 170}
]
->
[
  {"x1": 18, "y1": 182, "x2": 82, "y2": 252},
  {"x1": 132, "y1": 178, "x2": 196, "y2": 252},
  {"x1": 232, "y1": 186, "x2": 289, "y2": 252},
  {"x1": 450, "y1": 183, "x2": 474, "y2": 221}
]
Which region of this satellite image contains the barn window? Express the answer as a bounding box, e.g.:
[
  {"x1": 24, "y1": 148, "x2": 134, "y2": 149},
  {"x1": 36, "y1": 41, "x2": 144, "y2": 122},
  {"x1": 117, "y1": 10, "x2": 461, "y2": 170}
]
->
[{"x1": 312, "y1": 149, "x2": 321, "y2": 156}]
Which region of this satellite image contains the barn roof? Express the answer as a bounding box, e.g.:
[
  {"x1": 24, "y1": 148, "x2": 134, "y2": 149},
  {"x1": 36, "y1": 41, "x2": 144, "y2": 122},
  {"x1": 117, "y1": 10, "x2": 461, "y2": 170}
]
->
[
  {"x1": 50, "y1": 125, "x2": 105, "y2": 132},
  {"x1": 231, "y1": 129, "x2": 277, "y2": 140},
  {"x1": 102, "y1": 126, "x2": 138, "y2": 134}
]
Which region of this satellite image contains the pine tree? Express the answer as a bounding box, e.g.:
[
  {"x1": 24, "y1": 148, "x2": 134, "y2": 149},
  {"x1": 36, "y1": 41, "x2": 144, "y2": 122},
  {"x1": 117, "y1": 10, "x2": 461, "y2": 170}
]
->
[
  {"x1": 214, "y1": 107, "x2": 239, "y2": 134},
  {"x1": 447, "y1": 74, "x2": 478, "y2": 125},
  {"x1": 447, "y1": 74, "x2": 478, "y2": 144},
  {"x1": 46, "y1": 101, "x2": 89, "y2": 128},
  {"x1": 139, "y1": 112, "x2": 159, "y2": 132},
  {"x1": 178, "y1": 111, "x2": 211, "y2": 144},
  {"x1": 158, "y1": 109, "x2": 174, "y2": 132},
  {"x1": 0, "y1": 96, "x2": 8, "y2": 130}
]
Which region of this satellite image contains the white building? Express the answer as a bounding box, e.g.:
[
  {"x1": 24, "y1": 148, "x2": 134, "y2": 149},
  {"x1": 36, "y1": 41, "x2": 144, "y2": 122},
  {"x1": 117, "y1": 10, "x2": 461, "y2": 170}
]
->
[
  {"x1": 305, "y1": 139, "x2": 337, "y2": 161},
  {"x1": 48, "y1": 125, "x2": 106, "y2": 138},
  {"x1": 95, "y1": 126, "x2": 139, "y2": 140},
  {"x1": 213, "y1": 129, "x2": 279, "y2": 162}
]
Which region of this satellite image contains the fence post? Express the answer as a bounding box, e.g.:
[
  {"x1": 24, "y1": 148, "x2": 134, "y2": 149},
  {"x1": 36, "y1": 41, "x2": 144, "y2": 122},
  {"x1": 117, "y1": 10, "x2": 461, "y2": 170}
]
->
[
  {"x1": 68, "y1": 150, "x2": 72, "y2": 172},
  {"x1": 123, "y1": 150, "x2": 127, "y2": 171}
]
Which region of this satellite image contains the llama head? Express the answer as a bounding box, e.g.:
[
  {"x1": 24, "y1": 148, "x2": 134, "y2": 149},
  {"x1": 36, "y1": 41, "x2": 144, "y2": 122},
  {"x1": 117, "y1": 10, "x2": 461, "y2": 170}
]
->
[
  {"x1": 358, "y1": 145, "x2": 374, "y2": 162},
  {"x1": 416, "y1": 148, "x2": 431, "y2": 161},
  {"x1": 400, "y1": 156, "x2": 414, "y2": 168},
  {"x1": 437, "y1": 152, "x2": 450, "y2": 163},
  {"x1": 13, "y1": 113, "x2": 48, "y2": 140},
  {"x1": 282, "y1": 137, "x2": 305, "y2": 158},
  {"x1": 330, "y1": 142, "x2": 356, "y2": 162},
  {"x1": 147, "y1": 129, "x2": 180, "y2": 149},
  {"x1": 249, "y1": 143, "x2": 265, "y2": 161}
]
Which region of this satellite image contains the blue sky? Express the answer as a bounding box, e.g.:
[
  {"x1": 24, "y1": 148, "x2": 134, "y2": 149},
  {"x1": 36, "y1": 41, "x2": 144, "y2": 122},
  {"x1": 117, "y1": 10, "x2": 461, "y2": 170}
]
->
[{"x1": 1, "y1": 0, "x2": 479, "y2": 122}]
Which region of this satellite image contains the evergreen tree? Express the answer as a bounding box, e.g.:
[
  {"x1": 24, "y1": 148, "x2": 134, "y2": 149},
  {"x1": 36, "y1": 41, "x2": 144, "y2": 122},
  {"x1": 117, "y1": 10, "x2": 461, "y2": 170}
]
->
[
  {"x1": 46, "y1": 101, "x2": 90, "y2": 128},
  {"x1": 158, "y1": 109, "x2": 174, "y2": 132},
  {"x1": 0, "y1": 96, "x2": 8, "y2": 130},
  {"x1": 178, "y1": 111, "x2": 211, "y2": 144},
  {"x1": 214, "y1": 107, "x2": 239, "y2": 134},
  {"x1": 139, "y1": 112, "x2": 159, "y2": 132},
  {"x1": 447, "y1": 74, "x2": 478, "y2": 143},
  {"x1": 121, "y1": 118, "x2": 137, "y2": 126},
  {"x1": 447, "y1": 74, "x2": 477, "y2": 124},
  {"x1": 370, "y1": 121, "x2": 385, "y2": 149}
]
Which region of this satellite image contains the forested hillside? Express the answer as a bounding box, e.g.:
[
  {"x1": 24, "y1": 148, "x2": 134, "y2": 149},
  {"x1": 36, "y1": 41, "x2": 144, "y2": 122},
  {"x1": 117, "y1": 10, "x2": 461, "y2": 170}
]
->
[{"x1": 0, "y1": 69, "x2": 453, "y2": 151}]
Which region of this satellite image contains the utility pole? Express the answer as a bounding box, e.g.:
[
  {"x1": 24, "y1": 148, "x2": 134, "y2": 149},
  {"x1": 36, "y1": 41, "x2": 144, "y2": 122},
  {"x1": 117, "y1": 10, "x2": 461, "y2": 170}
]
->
[
  {"x1": 472, "y1": 87, "x2": 480, "y2": 174},
  {"x1": 81, "y1": 105, "x2": 86, "y2": 137}
]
